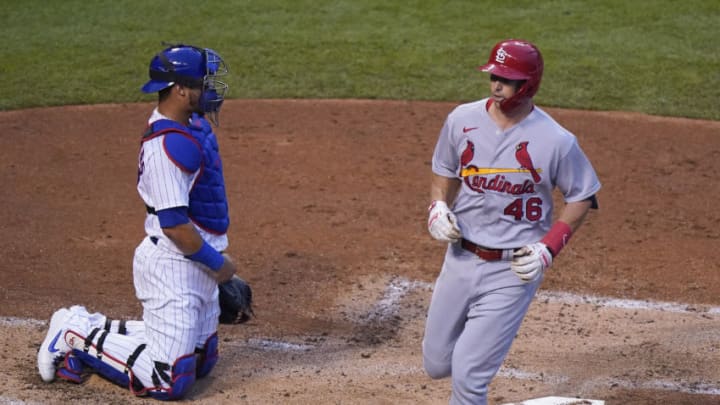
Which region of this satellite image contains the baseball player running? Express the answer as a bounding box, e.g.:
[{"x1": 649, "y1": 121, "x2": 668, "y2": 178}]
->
[
  {"x1": 37, "y1": 44, "x2": 237, "y2": 400},
  {"x1": 423, "y1": 39, "x2": 601, "y2": 404}
]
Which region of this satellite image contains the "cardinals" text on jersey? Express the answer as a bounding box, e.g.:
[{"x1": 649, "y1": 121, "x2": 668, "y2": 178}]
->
[{"x1": 463, "y1": 174, "x2": 536, "y2": 195}]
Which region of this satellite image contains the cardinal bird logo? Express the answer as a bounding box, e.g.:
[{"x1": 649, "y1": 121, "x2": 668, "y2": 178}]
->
[
  {"x1": 515, "y1": 141, "x2": 541, "y2": 183},
  {"x1": 461, "y1": 140, "x2": 475, "y2": 167}
]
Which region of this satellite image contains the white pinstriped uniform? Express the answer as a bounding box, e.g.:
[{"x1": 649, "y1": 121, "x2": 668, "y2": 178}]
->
[
  {"x1": 132, "y1": 108, "x2": 223, "y2": 384},
  {"x1": 60, "y1": 109, "x2": 224, "y2": 392}
]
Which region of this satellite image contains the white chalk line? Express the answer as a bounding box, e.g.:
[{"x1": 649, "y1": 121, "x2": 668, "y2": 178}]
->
[
  {"x1": 0, "y1": 317, "x2": 45, "y2": 327},
  {"x1": 499, "y1": 366, "x2": 720, "y2": 396},
  {"x1": 373, "y1": 277, "x2": 720, "y2": 316},
  {"x1": 0, "y1": 396, "x2": 32, "y2": 405},
  {"x1": 244, "y1": 338, "x2": 315, "y2": 352},
  {"x1": 642, "y1": 379, "x2": 720, "y2": 396},
  {"x1": 497, "y1": 367, "x2": 569, "y2": 385},
  {"x1": 577, "y1": 375, "x2": 720, "y2": 396},
  {"x1": 535, "y1": 290, "x2": 720, "y2": 314},
  {"x1": 5, "y1": 278, "x2": 720, "y2": 399},
  {"x1": 365, "y1": 276, "x2": 432, "y2": 321}
]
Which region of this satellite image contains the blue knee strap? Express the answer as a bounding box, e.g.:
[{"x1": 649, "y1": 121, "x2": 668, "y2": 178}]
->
[{"x1": 196, "y1": 333, "x2": 218, "y2": 378}]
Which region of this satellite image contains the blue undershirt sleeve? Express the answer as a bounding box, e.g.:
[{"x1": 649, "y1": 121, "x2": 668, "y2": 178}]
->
[{"x1": 157, "y1": 206, "x2": 190, "y2": 228}]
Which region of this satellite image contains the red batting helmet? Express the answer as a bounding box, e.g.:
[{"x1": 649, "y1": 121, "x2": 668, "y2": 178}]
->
[{"x1": 478, "y1": 39, "x2": 544, "y2": 113}]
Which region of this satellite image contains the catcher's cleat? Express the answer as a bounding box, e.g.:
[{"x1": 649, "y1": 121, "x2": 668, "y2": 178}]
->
[{"x1": 37, "y1": 308, "x2": 72, "y2": 382}]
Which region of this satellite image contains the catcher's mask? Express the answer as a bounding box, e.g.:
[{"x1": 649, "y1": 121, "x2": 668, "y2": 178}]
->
[
  {"x1": 141, "y1": 44, "x2": 229, "y2": 126},
  {"x1": 477, "y1": 39, "x2": 543, "y2": 114}
]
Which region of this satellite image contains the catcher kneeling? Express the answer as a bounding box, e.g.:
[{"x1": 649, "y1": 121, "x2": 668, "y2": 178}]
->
[{"x1": 37, "y1": 44, "x2": 253, "y2": 400}]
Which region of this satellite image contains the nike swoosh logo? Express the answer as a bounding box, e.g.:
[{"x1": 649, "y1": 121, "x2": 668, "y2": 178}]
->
[
  {"x1": 463, "y1": 127, "x2": 478, "y2": 133},
  {"x1": 48, "y1": 331, "x2": 62, "y2": 353}
]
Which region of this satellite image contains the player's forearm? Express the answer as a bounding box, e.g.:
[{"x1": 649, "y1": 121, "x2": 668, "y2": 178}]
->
[
  {"x1": 555, "y1": 199, "x2": 593, "y2": 232},
  {"x1": 539, "y1": 199, "x2": 592, "y2": 258},
  {"x1": 430, "y1": 173, "x2": 462, "y2": 205},
  {"x1": 161, "y1": 222, "x2": 205, "y2": 255}
]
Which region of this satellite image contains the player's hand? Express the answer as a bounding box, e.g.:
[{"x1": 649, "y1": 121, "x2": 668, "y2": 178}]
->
[
  {"x1": 212, "y1": 253, "x2": 237, "y2": 284},
  {"x1": 511, "y1": 242, "x2": 552, "y2": 282},
  {"x1": 427, "y1": 200, "x2": 462, "y2": 243}
]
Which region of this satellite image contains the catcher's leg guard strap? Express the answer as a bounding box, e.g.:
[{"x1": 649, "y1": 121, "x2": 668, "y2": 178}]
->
[
  {"x1": 103, "y1": 318, "x2": 128, "y2": 335},
  {"x1": 127, "y1": 344, "x2": 146, "y2": 369},
  {"x1": 95, "y1": 330, "x2": 109, "y2": 359},
  {"x1": 83, "y1": 328, "x2": 101, "y2": 352},
  {"x1": 195, "y1": 333, "x2": 218, "y2": 378}
]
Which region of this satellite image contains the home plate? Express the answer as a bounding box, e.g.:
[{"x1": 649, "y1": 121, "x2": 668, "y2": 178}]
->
[{"x1": 502, "y1": 397, "x2": 604, "y2": 405}]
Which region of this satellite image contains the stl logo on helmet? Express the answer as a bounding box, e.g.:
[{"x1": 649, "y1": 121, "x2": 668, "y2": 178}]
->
[{"x1": 495, "y1": 47, "x2": 507, "y2": 64}]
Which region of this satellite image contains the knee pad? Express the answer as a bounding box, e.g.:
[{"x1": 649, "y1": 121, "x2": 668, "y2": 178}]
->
[
  {"x1": 148, "y1": 354, "x2": 197, "y2": 401},
  {"x1": 195, "y1": 333, "x2": 218, "y2": 378}
]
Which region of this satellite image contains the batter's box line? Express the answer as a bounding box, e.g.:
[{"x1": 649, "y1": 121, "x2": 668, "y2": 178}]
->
[
  {"x1": 365, "y1": 276, "x2": 432, "y2": 322},
  {"x1": 578, "y1": 375, "x2": 720, "y2": 396},
  {"x1": 499, "y1": 367, "x2": 720, "y2": 397},
  {"x1": 242, "y1": 338, "x2": 315, "y2": 352},
  {"x1": 372, "y1": 278, "x2": 720, "y2": 316},
  {"x1": 535, "y1": 291, "x2": 720, "y2": 314},
  {"x1": 371, "y1": 278, "x2": 720, "y2": 316},
  {"x1": 0, "y1": 317, "x2": 46, "y2": 327},
  {"x1": 498, "y1": 366, "x2": 569, "y2": 385}
]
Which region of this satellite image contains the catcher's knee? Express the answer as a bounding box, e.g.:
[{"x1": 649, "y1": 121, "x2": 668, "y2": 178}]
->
[
  {"x1": 147, "y1": 354, "x2": 197, "y2": 400},
  {"x1": 195, "y1": 333, "x2": 218, "y2": 378}
]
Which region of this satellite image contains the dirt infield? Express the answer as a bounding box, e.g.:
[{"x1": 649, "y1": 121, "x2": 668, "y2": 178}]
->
[{"x1": 1, "y1": 99, "x2": 719, "y2": 404}]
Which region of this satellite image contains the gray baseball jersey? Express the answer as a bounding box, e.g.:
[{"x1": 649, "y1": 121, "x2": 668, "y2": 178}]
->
[{"x1": 432, "y1": 98, "x2": 601, "y2": 248}]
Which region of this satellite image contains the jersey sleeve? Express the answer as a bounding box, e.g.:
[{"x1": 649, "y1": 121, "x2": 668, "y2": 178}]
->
[
  {"x1": 431, "y1": 118, "x2": 460, "y2": 178},
  {"x1": 555, "y1": 138, "x2": 602, "y2": 203}
]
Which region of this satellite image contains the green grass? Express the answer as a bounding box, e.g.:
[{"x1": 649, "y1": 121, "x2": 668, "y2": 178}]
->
[{"x1": 1, "y1": 0, "x2": 718, "y2": 119}]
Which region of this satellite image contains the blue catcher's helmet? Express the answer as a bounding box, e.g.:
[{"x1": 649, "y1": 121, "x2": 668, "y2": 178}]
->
[{"x1": 141, "y1": 44, "x2": 229, "y2": 125}]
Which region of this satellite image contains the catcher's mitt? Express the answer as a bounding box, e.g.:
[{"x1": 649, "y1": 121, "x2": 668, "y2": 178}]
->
[{"x1": 218, "y1": 275, "x2": 254, "y2": 324}]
